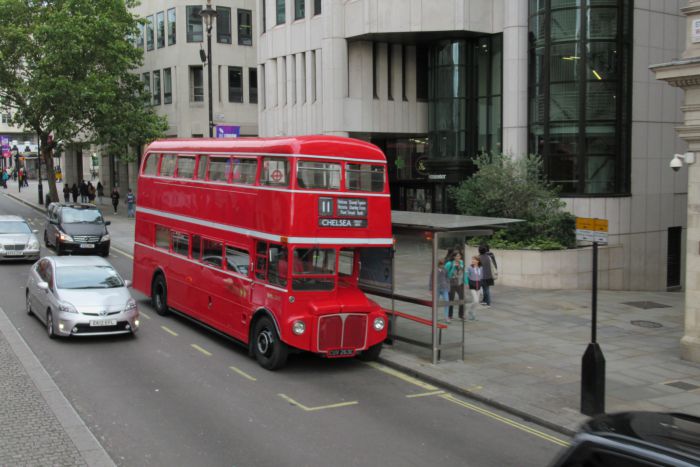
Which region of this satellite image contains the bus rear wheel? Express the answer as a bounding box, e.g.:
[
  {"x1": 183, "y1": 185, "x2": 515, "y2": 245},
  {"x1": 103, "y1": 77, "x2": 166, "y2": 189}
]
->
[
  {"x1": 253, "y1": 316, "x2": 288, "y2": 370},
  {"x1": 358, "y1": 343, "x2": 382, "y2": 361},
  {"x1": 152, "y1": 275, "x2": 170, "y2": 316}
]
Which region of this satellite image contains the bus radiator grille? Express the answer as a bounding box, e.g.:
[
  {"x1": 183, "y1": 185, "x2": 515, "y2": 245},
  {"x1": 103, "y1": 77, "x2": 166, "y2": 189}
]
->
[{"x1": 318, "y1": 314, "x2": 368, "y2": 351}]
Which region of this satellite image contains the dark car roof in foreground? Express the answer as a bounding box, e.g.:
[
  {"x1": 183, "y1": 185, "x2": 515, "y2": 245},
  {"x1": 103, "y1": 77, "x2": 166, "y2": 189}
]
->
[{"x1": 583, "y1": 411, "x2": 700, "y2": 462}]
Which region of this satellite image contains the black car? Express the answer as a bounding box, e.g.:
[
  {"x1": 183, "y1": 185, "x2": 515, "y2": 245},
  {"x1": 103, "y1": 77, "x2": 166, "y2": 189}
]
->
[
  {"x1": 549, "y1": 412, "x2": 700, "y2": 467},
  {"x1": 44, "y1": 203, "x2": 111, "y2": 256}
]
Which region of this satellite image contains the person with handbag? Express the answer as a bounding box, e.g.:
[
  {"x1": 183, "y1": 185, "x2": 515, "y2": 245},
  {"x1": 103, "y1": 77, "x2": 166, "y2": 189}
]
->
[
  {"x1": 478, "y1": 245, "x2": 496, "y2": 307},
  {"x1": 466, "y1": 256, "x2": 483, "y2": 320},
  {"x1": 445, "y1": 251, "x2": 465, "y2": 320}
]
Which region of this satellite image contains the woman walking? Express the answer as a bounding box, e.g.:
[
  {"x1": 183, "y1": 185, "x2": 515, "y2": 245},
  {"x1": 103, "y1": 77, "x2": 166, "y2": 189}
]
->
[
  {"x1": 466, "y1": 256, "x2": 483, "y2": 321},
  {"x1": 110, "y1": 187, "x2": 120, "y2": 214},
  {"x1": 97, "y1": 181, "x2": 104, "y2": 205},
  {"x1": 70, "y1": 183, "x2": 79, "y2": 203},
  {"x1": 445, "y1": 251, "x2": 465, "y2": 320},
  {"x1": 62, "y1": 184, "x2": 70, "y2": 202}
]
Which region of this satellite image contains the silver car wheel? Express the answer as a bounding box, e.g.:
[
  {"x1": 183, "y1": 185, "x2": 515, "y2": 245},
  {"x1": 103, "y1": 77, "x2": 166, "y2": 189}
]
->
[{"x1": 46, "y1": 311, "x2": 55, "y2": 339}]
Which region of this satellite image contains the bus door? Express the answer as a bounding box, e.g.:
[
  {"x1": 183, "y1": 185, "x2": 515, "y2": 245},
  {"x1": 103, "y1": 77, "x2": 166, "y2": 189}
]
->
[
  {"x1": 220, "y1": 244, "x2": 252, "y2": 340},
  {"x1": 252, "y1": 241, "x2": 288, "y2": 314},
  {"x1": 196, "y1": 237, "x2": 230, "y2": 329}
]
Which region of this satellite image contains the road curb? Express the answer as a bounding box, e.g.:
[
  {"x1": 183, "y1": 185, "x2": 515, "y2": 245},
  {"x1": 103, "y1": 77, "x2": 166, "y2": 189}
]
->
[
  {"x1": 0, "y1": 306, "x2": 116, "y2": 466},
  {"x1": 377, "y1": 355, "x2": 578, "y2": 437},
  {"x1": 4, "y1": 192, "x2": 45, "y2": 213}
]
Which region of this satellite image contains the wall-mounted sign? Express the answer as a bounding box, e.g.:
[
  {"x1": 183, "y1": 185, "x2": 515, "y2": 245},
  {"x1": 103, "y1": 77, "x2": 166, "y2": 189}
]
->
[
  {"x1": 215, "y1": 125, "x2": 240, "y2": 138},
  {"x1": 693, "y1": 19, "x2": 700, "y2": 43}
]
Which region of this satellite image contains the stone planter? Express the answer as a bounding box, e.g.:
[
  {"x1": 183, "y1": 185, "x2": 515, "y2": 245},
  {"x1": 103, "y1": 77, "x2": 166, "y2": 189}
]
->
[{"x1": 490, "y1": 245, "x2": 624, "y2": 290}]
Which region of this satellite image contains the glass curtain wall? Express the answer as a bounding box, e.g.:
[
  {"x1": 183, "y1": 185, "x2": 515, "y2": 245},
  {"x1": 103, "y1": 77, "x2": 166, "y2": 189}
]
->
[{"x1": 528, "y1": 0, "x2": 632, "y2": 195}]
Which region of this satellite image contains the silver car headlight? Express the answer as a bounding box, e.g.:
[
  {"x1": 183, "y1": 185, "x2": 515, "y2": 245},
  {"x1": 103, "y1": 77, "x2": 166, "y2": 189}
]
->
[
  {"x1": 57, "y1": 301, "x2": 78, "y2": 314},
  {"x1": 27, "y1": 240, "x2": 39, "y2": 250},
  {"x1": 101, "y1": 234, "x2": 110, "y2": 242},
  {"x1": 59, "y1": 232, "x2": 74, "y2": 242},
  {"x1": 125, "y1": 298, "x2": 137, "y2": 312}
]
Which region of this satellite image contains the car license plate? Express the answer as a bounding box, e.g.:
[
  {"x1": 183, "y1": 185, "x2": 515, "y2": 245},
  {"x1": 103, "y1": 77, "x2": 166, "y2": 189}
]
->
[
  {"x1": 327, "y1": 349, "x2": 356, "y2": 358},
  {"x1": 89, "y1": 319, "x2": 117, "y2": 327},
  {"x1": 80, "y1": 243, "x2": 95, "y2": 249},
  {"x1": 5, "y1": 250, "x2": 22, "y2": 256}
]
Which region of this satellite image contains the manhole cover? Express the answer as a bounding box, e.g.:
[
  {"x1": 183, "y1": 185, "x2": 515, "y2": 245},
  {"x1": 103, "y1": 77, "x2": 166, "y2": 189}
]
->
[
  {"x1": 622, "y1": 301, "x2": 671, "y2": 310},
  {"x1": 630, "y1": 320, "x2": 663, "y2": 328},
  {"x1": 665, "y1": 381, "x2": 700, "y2": 391}
]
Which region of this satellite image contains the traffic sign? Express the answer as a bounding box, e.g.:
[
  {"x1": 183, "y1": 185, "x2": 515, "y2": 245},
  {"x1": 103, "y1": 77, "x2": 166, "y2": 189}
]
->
[{"x1": 576, "y1": 217, "x2": 608, "y2": 244}]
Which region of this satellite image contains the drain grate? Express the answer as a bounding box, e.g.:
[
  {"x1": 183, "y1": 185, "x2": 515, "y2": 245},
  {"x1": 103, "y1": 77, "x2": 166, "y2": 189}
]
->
[
  {"x1": 622, "y1": 301, "x2": 671, "y2": 310},
  {"x1": 630, "y1": 320, "x2": 663, "y2": 328},
  {"x1": 665, "y1": 381, "x2": 700, "y2": 391}
]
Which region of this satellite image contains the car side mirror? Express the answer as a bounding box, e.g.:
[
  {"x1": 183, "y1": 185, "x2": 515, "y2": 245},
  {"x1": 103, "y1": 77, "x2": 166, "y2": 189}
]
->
[
  {"x1": 37, "y1": 282, "x2": 49, "y2": 291},
  {"x1": 32, "y1": 230, "x2": 38, "y2": 234},
  {"x1": 124, "y1": 280, "x2": 132, "y2": 287},
  {"x1": 105, "y1": 221, "x2": 111, "y2": 226}
]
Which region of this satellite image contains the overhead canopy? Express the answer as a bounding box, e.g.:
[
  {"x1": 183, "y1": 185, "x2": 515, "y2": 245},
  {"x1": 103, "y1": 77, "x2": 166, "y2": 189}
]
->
[{"x1": 391, "y1": 210, "x2": 522, "y2": 232}]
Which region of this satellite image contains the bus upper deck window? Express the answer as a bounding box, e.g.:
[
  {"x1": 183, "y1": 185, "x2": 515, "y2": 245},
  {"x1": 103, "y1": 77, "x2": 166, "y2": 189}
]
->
[
  {"x1": 196, "y1": 155, "x2": 208, "y2": 180},
  {"x1": 176, "y1": 156, "x2": 195, "y2": 179},
  {"x1": 297, "y1": 161, "x2": 341, "y2": 190},
  {"x1": 261, "y1": 157, "x2": 289, "y2": 187},
  {"x1": 346, "y1": 164, "x2": 385, "y2": 192},
  {"x1": 232, "y1": 158, "x2": 257, "y2": 185},
  {"x1": 160, "y1": 154, "x2": 177, "y2": 177},
  {"x1": 143, "y1": 153, "x2": 159, "y2": 175},
  {"x1": 208, "y1": 156, "x2": 231, "y2": 182}
]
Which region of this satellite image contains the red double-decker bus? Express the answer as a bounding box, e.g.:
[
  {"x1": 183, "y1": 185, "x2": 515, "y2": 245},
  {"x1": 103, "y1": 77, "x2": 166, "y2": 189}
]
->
[{"x1": 132, "y1": 136, "x2": 392, "y2": 369}]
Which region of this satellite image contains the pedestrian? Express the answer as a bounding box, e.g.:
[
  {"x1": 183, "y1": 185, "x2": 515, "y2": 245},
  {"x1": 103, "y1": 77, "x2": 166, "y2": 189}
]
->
[
  {"x1": 466, "y1": 256, "x2": 483, "y2": 321},
  {"x1": 430, "y1": 258, "x2": 451, "y2": 323},
  {"x1": 97, "y1": 181, "x2": 104, "y2": 205},
  {"x1": 62, "y1": 184, "x2": 70, "y2": 202},
  {"x1": 22, "y1": 168, "x2": 29, "y2": 187},
  {"x1": 478, "y1": 245, "x2": 497, "y2": 307},
  {"x1": 79, "y1": 180, "x2": 88, "y2": 203},
  {"x1": 445, "y1": 251, "x2": 465, "y2": 320},
  {"x1": 1, "y1": 169, "x2": 8, "y2": 189},
  {"x1": 71, "y1": 183, "x2": 79, "y2": 203},
  {"x1": 87, "y1": 182, "x2": 96, "y2": 203},
  {"x1": 126, "y1": 188, "x2": 136, "y2": 218},
  {"x1": 111, "y1": 187, "x2": 120, "y2": 214}
]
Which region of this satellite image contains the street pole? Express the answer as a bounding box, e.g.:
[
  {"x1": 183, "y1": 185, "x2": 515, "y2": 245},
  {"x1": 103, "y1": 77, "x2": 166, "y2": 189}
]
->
[
  {"x1": 200, "y1": 1, "x2": 218, "y2": 138},
  {"x1": 37, "y1": 133, "x2": 43, "y2": 205},
  {"x1": 581, "y1": 241, "x2": 606, "y2": 416}
]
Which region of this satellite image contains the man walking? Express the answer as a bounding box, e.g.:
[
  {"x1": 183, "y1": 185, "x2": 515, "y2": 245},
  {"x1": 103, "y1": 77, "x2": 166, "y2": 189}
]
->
[
  {"x1": 477, "y1": 245, "x2": 497, "y2": 307},
  {"x1": 126, "y1": 189, "x2": 136, "y2": 218}
]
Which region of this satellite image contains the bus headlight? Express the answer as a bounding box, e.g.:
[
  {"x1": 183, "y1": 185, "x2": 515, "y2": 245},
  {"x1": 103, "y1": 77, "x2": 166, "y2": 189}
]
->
[
  {"x1": 373, "y1": 317, "x2": 385, "y2": 332},
  {"x1": 292, "y1": 320, "x2": 306, "y2": 335}
]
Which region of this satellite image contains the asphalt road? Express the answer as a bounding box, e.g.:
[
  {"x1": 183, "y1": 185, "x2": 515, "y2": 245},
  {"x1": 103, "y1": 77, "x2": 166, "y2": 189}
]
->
[{"x1": 0, "y1": 192, "x2": 567, "y2": 467}]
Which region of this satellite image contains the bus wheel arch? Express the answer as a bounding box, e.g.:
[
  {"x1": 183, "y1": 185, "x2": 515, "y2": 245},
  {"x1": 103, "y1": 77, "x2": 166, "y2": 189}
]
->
[
  {"x1": 250, "y1": 309, "x2": 288, "y2": 370},
  {"x1": 151, "y1": 270, "x2": 170, "y2": 316}
]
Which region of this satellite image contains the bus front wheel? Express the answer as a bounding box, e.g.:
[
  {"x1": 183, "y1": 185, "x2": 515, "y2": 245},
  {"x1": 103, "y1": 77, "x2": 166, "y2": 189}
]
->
[
  {"x1": 358, "y1": 343, "x2": 382, "y2": 361},
  {"x1": 252, "y1": 316, "x2": 288, "y2": 370},
  {"x1": 152, "y1": 275, "x2": 170, "y2": 316}
]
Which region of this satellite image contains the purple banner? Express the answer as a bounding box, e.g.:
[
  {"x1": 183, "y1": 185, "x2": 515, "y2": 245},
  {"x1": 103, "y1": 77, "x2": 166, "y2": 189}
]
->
[
  {"x1": 1, "y1": 136, "x2": 9, "y2": 158},
  {"x1": 215, "y1": 125, "x2": 240, "y2": 138}
]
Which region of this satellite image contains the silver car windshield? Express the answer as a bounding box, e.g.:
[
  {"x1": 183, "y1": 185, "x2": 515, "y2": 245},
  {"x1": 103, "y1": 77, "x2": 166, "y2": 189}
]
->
[
  {"x1": 56, "y1": 266, "x2": 124, "y2": 289},
  {"x1": 62, "y1": 209, "x2": 103, "y2": 224},
  {"x1": 0, "y1": 221, "x2": 31, "y2": 234}
]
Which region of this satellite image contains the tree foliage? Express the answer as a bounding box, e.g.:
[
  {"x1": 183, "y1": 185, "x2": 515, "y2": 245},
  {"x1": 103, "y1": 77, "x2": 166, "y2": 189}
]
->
[
  {"x1": 448, "y1": 153, "x2": 576, "y2": 249},
  {"x1": 0, "y1": 0, "x2": 166, "y2": 201}
]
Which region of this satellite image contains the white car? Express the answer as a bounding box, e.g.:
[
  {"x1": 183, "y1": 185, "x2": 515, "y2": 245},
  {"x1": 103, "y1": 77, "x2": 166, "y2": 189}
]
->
[
  {"x1": 26, "y1": 256, "x2": 139, "y2": 337},
  {"x1": 0, "y1": 215, "x2": 40, "y2": 261}
]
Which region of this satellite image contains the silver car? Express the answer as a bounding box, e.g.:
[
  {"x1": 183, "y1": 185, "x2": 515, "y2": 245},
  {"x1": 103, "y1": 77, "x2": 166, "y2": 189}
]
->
[
  {"x1": 26, "y1": 256, "x2": 140, "y2": 337},
  {"x1": 0, "y1": 215, "x2": 40, "y2": 261}
]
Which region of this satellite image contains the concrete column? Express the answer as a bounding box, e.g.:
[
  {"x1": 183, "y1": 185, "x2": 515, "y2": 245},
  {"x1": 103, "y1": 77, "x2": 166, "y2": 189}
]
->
[
  {"x1": 63, "y1": 145, "x2": 79, "y2": 187},
  {"x1": 321, "y1": 0, "x2": 347, "y2": 134},
  {"x1": 117, "y1": 156, "x2": 129, "y2": 191},
  {"x1": 501, "y1": 0, "x2": 528, "y2": 158},
  {"x1": 127, "y1": 160, "x2": 138, "y2": 193}
]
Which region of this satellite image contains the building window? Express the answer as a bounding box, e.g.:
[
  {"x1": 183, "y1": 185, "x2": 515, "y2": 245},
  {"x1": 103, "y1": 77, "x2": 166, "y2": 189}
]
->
[
  {"x1": 372, "y1": 42, "x2": 378, "y2": 99},
  {"x1": 249, "y1": 68, "x2": 258, "y2": 103},
  {"x1": 416, "y1": 44, "x2": 428, "y2": 101},
  {"x1": 153, "y1": 70, "x2": 161, "y2": 105},
  {"x1": 313, "y1": 0, "x2": 321, "y2": 16},
  {"x1": 167, "y1": 8, "x2": 176, "y2": 45},
  {"x1": 294, "y1": 0, "x2": 305, "y2": 20},
  {"x1": 187, "y1": 6, "x2": 203, "y2": 42},
  {"x1": 228, "y1": 67, "x2": 243, "y2": 103},
  {"x1": 146, "y1": 15, "x2": 154, "y2": 50},
  {"x1": 142, "y1": 72, "x2": 151, "y2": 102},
  {"x1": 401, "y1": 45, "x2": 408, "y2": 101},
  {"x1": 190, "y1": 66, "x2": 204, "y2": 102},
  {"x1": 276, "y1": 0, "x2": 285, "y2": 25},
  {"x1": 387, "y1": 44, "x2": 393, "y2": 100},
  {"x1": 528, "y1": 0, "x2": 632, "y2": 195},
  {"x1": 217, "y1": 6, "x2": 232, "y2": 44},
  {"x1": 262, "y1": 0, "x2": 267, "y2": 33},
  {"x1": 163, "y1": 68, "x2": 172, "y2": 104},
  {"x1": 156, "y1": 11, "x2": 165, "y2": 48},
  {"x1": 238, "y1": 9, "x2": 253, "y2": 45},
  {"x1": 1, "y1": 113, "x2": 10, "y2": 124},
  {"x1": 137, "y1": 23, "x2": 144, "y2": 49}
]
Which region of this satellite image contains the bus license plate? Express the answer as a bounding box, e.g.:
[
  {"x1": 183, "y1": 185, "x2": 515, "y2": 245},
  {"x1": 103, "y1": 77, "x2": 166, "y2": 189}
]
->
[
  {"x1": 80, "y1": 243, "x2": 95, "y2": 249},
  {"x1": 89, "y1": 319, "x2": 117, "y2": 327},
  {"x1": 327, "y1": 349, "x2": 356, "y2": 358}
]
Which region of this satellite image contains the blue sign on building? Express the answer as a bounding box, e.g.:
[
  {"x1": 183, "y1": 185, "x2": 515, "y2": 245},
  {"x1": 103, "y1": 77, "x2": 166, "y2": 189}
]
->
[{"x1": 215, "y1": 125, "x2": 241, "y2": 138}]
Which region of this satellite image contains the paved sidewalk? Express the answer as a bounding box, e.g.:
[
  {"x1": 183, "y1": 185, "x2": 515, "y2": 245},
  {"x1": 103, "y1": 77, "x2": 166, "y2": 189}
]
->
[{"x1": 5, "y1": 179, "x2": 700, "y2": 436}]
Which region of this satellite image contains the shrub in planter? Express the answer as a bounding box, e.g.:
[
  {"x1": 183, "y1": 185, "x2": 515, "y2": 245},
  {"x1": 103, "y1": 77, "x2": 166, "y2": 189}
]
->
[{"x1": 449, "y1": 153, "x2": 576, "y2": 250}]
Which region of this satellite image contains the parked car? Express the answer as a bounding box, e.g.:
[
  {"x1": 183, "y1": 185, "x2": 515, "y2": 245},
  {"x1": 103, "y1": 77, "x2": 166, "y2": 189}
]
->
[
  {"x1": 44, "y1": 203, "x2": 110, "y2": 256},
  {"x1": 0, "y1": 215, "x2": 40, "y2": 262},
  {"x1": 26, "y1": 256, "x2": 139, "y2": 337},
  {"x1": 549, "y1": 411, "x2": 700, "y2": 467}
]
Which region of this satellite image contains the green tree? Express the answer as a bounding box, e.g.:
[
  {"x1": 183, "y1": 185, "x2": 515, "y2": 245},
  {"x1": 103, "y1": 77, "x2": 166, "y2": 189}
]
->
[
  {"x1": 448, "y1": 153, "x2": 576, "y2": 249},
  {"x1": 0, "y1": 0, "x2": 165, "y2": 203}
]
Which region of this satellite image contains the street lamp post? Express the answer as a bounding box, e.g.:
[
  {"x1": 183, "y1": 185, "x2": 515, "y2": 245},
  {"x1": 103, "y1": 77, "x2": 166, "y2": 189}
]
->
[
  {"x1": 36, "y1": 135, "x2": 43, "y2": 205},
  {"x1": 199, "y1": 1, "x2": 218, "y2": 138},
  {"x1": 11, "y1": 146, "x2": 19, "y2": 193}
]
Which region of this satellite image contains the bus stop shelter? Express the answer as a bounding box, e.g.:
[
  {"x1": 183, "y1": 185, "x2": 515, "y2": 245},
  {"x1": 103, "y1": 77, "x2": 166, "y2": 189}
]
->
[{"x1": 359, "y1": 211, "x2": 522, "y2": 364}]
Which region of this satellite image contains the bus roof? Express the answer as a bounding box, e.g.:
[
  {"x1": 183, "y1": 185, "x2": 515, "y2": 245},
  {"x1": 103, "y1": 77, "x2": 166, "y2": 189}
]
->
[{"x1": 145, "y1": 136, "x2": 386, "y2": 163}]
